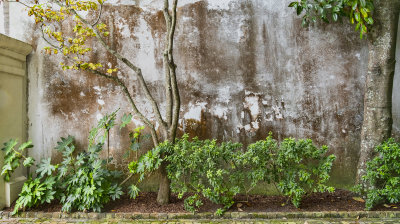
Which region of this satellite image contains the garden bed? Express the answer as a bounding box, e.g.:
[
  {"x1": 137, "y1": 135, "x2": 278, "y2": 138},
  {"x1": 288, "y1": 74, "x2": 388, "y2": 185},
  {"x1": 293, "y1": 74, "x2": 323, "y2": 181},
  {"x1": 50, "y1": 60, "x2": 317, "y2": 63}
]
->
[{"x1": 4, "y1": 190, "x2": 400, "y2": 214}]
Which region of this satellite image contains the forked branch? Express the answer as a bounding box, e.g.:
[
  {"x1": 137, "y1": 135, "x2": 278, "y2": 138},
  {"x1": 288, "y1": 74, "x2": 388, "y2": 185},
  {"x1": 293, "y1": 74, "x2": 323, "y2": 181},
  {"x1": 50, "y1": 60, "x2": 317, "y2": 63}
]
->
[
  {"x1": 163, "y1": 0, "x2": 173, "y2": 127},
  {"x1": 168, "y1": 0, "x2": 180, "y2": 141},
  {"x1": 58, "y1": 0, "x2": 168, "y2": 134},
  {"x1": 89, "y1": 69, "x2": 160, "y2": 146}
]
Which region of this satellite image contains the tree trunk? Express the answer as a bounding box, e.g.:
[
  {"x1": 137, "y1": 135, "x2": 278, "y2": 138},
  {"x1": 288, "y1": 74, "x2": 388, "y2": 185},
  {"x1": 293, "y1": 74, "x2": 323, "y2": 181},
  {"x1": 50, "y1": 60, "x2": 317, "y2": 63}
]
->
[
  {"x1": 156, "y1": 132, "x2": 177, "y2": 205},
  {"x1": 157, "y1": 161, "x2": 171, "y2": 205},
  {"x1": 156, "y1": 0, "x2": 179, "y2": 205},
  {"x1": 356, "y1": 0, "x2": 400, "y2": 185}
]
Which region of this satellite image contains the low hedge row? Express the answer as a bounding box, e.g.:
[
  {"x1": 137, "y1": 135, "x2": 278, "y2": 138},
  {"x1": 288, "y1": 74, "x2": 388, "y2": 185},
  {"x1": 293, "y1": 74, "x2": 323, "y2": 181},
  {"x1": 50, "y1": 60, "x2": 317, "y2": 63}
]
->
[{"x1": 1, "y1": 111, "x2": 399, "y2": 215}]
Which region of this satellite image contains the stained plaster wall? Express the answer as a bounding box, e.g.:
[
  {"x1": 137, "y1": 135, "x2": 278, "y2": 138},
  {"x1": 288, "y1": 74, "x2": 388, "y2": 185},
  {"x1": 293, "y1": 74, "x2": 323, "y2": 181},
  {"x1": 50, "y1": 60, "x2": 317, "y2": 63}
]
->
[
  {"x1": 393, "y1": 15, "x2": 400, "y2": 139},
  {"x1": 2, "y1": 0, "x2": 396, "y2": 189}
]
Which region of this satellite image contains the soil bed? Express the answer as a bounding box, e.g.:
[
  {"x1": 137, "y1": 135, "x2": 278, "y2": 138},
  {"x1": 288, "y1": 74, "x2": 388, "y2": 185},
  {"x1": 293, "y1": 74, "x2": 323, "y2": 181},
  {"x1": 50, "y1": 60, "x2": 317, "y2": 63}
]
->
[{"x1": 4, "y1": 189, "x2": 400, "y2": 213}]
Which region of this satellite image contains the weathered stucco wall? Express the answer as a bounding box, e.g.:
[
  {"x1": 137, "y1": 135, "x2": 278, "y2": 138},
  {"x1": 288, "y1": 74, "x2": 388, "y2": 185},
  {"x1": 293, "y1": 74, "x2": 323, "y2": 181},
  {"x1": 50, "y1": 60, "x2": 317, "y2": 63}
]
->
[
  {"x1": 2, "y1": 0, "x2": 392, "y2": 188},
  {"x1": 393, "y1": 15, "x2": 400, "y2": 140}
]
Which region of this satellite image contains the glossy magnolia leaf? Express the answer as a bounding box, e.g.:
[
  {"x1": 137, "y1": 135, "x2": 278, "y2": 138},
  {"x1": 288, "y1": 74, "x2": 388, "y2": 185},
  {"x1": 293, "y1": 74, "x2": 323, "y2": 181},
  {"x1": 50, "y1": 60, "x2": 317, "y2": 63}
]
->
[{"x1": 289, "y1": 0, "x2": 374, "y2": 39}]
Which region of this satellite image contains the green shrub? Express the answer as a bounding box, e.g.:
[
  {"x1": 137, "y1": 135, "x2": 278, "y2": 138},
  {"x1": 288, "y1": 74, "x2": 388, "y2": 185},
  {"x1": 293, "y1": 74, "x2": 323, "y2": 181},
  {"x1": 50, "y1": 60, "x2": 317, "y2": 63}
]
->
[
  {"x1": 133, "y1": 133, "x2": 336, "y2": 212},
  {"x1": 165, "y1": 135, "x2": 243, "y2": 214},
  {"x1": 238, "y1": 134, "x2": 278, "y2": 195},
  {"x1": 361, "y1": 138, "x2": 400, "y2": 210},
  {"x1": 242, "y1": 134, "x2": 336, "y2": 208},
  {"x1": 275, "y1": 137, "x2": 336, "y2": 207},
  {"x1": 10, "y1": 111, "x2": 123, "y2": 214},
  {"x1": 55, "y1": 136, "x2": 123, "y2": 212},
  {"x1": 13, "y1": 158, "x2": 57, "y2": 214},
  {"x1": 133, "y1": 135, "x2": 243, "y2": 214}
]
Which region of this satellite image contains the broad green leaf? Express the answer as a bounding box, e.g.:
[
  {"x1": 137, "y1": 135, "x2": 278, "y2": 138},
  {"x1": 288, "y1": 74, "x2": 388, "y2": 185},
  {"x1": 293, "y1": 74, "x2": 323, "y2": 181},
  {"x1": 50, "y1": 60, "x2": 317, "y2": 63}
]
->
[
  {"x1": 55, "y1": 136, "x2": 74, "y2": 152},
  {"x1": 120, "y1": 113, "x2": 132, "y2": 129},
  {"x1": 23, "y1": 157, "x2": 35, "y2": 167},
  {"x1": 36, "y1": 158, "x2": 56, "y2": 177},
  {"x1": 18, "y1": 140, "x2": 33, "y2": 151}
]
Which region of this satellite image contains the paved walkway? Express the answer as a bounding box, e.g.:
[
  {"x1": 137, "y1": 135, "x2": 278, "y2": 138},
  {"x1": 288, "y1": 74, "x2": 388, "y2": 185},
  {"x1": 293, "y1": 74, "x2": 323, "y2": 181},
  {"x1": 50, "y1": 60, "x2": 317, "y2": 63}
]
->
[
  {"x1": 1, "y1": 218, "x2": 400, "y2": 223},
  {"x1": 1, "y1": 211, "x2": 399, "y2": 223}
]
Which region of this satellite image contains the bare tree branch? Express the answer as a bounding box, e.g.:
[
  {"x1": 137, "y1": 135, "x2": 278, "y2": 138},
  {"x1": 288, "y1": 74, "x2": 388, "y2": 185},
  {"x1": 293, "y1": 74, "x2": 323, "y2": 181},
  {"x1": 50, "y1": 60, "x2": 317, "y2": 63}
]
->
[
  {"x1": 89, "y1": 69, "x2": 159, "y2": 146},
  {"x1": 54, "y1": 0, "x2": 168, "y2": 135},
  {"x1": 91, "y1": 3, "x2": 103, "y2": 26},
  {"x1": 40, "y1": 24, "x2": 62, "y2": 50},
  {"x1": 163, "y1": 0, "x2": 173, "y2": 127},
  {"x1": 168, "y1": 0, "x2": 180, "y2": 140},
  {"x1": 7, "y1": 0, "x2": 32, "y2": 8}
]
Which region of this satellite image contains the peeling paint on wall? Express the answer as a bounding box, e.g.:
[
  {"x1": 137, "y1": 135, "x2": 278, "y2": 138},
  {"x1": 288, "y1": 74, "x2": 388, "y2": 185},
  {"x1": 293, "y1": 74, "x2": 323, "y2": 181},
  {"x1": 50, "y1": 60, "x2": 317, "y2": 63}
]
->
[{"x1": 1, "y1": 0, "x2": 391, "y2": 188}]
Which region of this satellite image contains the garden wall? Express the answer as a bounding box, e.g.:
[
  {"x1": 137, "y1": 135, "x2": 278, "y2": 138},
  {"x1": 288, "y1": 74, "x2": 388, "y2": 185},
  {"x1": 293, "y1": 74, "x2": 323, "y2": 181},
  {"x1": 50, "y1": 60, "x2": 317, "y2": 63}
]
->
[
  {"x1": 0, "y1": 0, "x2": 399, "y2": 189},
  {"x1": 392, "y1": 16, "x2": 400, "y2": 140}
]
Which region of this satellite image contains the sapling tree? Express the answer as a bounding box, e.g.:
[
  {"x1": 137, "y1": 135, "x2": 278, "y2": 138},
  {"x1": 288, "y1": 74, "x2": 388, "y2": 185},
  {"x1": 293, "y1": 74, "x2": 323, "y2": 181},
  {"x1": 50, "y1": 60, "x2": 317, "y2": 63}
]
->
[
  {"x1": 9, "y1": 0, "x2": 181, "y2": 204},
  {"x1": 289, "y1": 0, "x2": 400, "y2": 187}
]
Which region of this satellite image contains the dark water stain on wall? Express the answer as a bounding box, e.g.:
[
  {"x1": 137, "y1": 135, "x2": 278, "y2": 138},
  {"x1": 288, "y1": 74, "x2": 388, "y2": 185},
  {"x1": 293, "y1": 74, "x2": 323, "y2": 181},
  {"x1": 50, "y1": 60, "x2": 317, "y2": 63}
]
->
[{"x1": 29, "y1": 0, "x2": 369, "y2": 189}]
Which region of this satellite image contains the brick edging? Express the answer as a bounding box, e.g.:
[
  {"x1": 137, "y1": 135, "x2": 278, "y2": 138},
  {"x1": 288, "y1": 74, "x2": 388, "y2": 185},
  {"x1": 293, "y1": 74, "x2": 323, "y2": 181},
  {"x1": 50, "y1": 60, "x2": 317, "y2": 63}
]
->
[{"x1": 0, "y1": 211, "x2": 399, "y2": 220}]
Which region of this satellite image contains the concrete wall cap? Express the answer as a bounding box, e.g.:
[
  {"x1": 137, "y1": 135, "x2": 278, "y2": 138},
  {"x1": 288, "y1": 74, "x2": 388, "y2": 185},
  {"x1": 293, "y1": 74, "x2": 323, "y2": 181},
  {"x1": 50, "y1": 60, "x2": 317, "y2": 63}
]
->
[{"x1": 0, "y1": 34, "x2": 32, "y2": 56}]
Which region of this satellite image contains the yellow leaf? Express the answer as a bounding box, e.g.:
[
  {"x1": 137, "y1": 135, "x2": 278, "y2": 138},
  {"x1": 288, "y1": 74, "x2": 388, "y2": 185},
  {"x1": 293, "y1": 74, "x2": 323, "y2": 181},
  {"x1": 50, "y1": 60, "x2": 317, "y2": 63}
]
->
[{"x1": 352, "y1": 197, "x2": 365, "y2": 203}]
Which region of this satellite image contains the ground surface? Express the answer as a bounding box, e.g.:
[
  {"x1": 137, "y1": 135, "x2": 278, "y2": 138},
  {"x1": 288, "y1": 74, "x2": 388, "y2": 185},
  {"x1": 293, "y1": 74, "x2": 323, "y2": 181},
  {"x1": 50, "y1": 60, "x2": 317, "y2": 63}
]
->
[
  {"x1": 2, "y1": 218, "x2": 400, "y2": 223},
  {"x1": 4, "y1": 189, "x2": 400, "y2": 214}
]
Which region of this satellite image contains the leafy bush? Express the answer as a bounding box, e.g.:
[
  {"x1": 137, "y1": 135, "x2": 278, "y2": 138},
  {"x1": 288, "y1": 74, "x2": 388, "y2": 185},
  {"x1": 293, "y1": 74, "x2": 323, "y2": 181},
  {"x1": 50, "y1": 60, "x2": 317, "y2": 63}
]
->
[
  {"x1": 242, "y1": 134, "x2": 336, "y2": 208},
  {"x1": 131, "y1": 135, "x2": 243, "y2": 214},
  {"x1": 360, "y1": 138, "x2": 400, "y2": 210},
  {"x1": 10, "y1": 111, "x2": 123, "y2": 214},
  {"x1": 13, "y1": 159, "x2": 57, "y2": 214},
  {"x1": 164, "y1": 135, "x2": 243, "y2": 214},
  {"x1": 55, "y1": 135, "x2": 123, "y2": 212},
  {"x1": 274, "y1": 137, "x2": 336, "y2": 207},
  {"x1": 132, "y1": 133, "x2": 336, "y2": 212},
  {"x1": 238, "y1": 134, "x2": 278, "y2": 195}
]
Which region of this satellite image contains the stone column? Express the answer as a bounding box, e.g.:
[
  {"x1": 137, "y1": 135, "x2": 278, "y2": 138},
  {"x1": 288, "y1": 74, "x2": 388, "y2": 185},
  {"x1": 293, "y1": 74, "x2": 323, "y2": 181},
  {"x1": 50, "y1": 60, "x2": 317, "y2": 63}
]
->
[{"x1": 0, "y1": 34, "x2": 32, "y2": 208}]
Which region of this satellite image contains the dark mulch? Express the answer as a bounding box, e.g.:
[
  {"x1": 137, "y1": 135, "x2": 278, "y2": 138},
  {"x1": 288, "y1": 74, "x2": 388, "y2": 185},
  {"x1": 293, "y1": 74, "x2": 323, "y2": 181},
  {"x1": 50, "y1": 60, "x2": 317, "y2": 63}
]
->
[{"x1": 4, "y1": 189, "x2": 400, "y2": 213}]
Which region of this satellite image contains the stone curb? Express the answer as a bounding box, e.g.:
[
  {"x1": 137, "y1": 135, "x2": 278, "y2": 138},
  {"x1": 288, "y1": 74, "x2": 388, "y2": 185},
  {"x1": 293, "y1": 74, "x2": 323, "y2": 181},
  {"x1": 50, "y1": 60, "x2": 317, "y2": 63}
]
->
[{"x1": 1, "y1": 211, "x2": 400, "y2": 220}]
